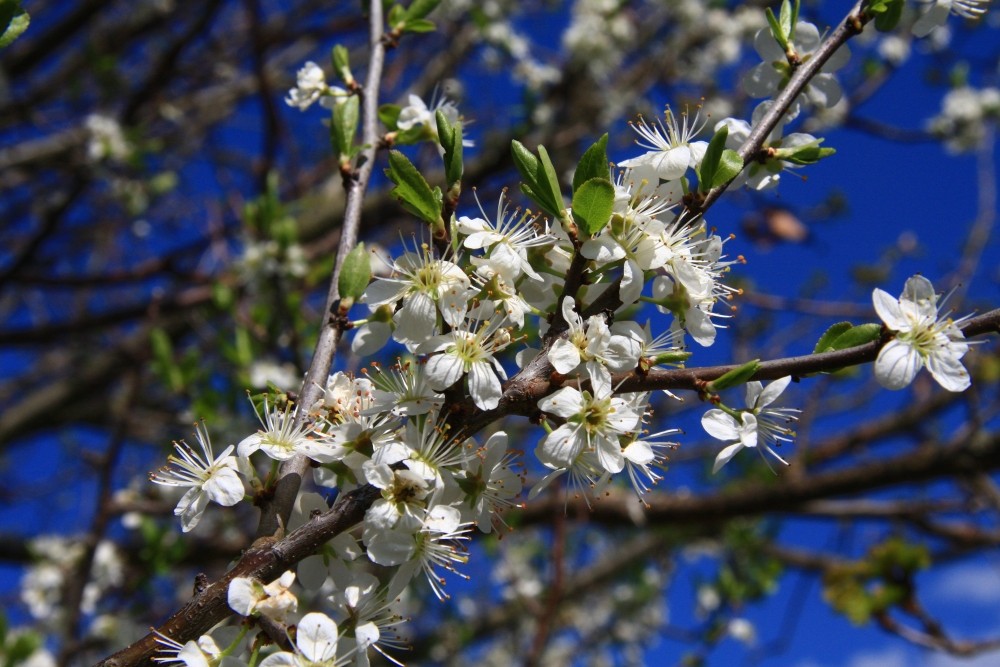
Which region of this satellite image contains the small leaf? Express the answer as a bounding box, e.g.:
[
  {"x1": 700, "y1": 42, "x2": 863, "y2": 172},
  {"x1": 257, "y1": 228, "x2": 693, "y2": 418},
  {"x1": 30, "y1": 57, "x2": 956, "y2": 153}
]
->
[
  {"x1": 536, "y1": 145, "x2": 566, "y2": 215},
  {"x1": 828, "y1": 323, "x2": 882, "y2": 350},
  {"x1": 778, "y1": 0, "x2": 793, "y2": 42},
  {"x1": 403, "y1": 0, "x2": 441, "y2": 20},
  {"x1": 338, "y1": 243, "x2": 371, "y2": 301},
  {"x1": 511, "y1": 140, "x2": 562, "y2": 217},
  {"x1": 874, "y1": 0, "x2": 903, "y2": 32},
  {"x1": 0, "y1": 1, "x2": 29, "y2": 49},
  {"x1": 707, "y1": 359, "x2": 761, "y2": 393},
  {"x1": 572, "y1": 177, "x2": 615, "y2": 237},
  {"x1": 814, "y1": 321, "x2": 853, "y2": 353},
  {"x1": 331, "y1": 94, "x2": 359, "y2": 158},
  {"x1": 331, "y1": 44, "x2": 353, "y2": 85},
  {"x1": 764, "y1": 7, "x2": 789, "y2": 53},
  {"x1": 573, "y1": 133, "x2": 609, "y2": 193},
  {"x1": 403, "y1": 18, "x2": 436, "y2": 33},
  {"x1": 698, "y1": 125, "x2": 728, "y2": 192},
  {"x1": 379, "y1": 103, "x2": 402, "y2": 130},
  {"x1": 711, "y1": 149, "x2": 744, "y2": 189},
  {"x1": 386, "y1": 150, "x2": 442, "y2": 225},
  {"x1": 436, "y1": 109, "x2": 463, "y2": 186}
]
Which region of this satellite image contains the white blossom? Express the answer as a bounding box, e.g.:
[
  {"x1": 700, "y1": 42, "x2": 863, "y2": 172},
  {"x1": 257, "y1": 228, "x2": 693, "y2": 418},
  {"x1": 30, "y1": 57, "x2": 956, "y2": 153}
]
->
[
  {"x1": 912, "y1": 0, "x2": 990, "y2": 38},
  {"x1": 744, "y1": 22, "x2": 850, "y2": 111},
  {"x1": 259, "y1": 613, "x2": 349, "y2": 667},
  {"x1": 228, "y1": 571, "x2": 298, "y2": 622},
  {"x1": 873, "y1": 275, "x2": 972, "y2": 392},
  {"x1": 702, "y1": 376, "x2": 798, "y2": 473},
  {"x1": 149, "y1": 423, "x2": 245, "y2": 532},
  {"x1": 618, "y1": 107, "x2": 709, "y2": 180}
]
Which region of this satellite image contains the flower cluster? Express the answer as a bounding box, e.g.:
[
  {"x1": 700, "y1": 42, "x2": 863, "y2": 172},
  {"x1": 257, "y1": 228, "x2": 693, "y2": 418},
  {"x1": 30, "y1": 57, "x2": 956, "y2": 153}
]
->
[{"x1": 144, "y1": 8, "x2": 989, "y2": 661}]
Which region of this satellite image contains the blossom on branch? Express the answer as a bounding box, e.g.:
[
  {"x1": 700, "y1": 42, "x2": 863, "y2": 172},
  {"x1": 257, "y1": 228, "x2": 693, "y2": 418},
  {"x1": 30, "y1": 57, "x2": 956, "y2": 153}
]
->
[
  {"x1": 702, "y1": 376, "x2": 798, "y2": 473},
  {"x1": 873, "y1": 275, "x2": 972, "y2": 392},
  {"x1": 149, "y1": 423, "x2": 244, "y2": 533}
]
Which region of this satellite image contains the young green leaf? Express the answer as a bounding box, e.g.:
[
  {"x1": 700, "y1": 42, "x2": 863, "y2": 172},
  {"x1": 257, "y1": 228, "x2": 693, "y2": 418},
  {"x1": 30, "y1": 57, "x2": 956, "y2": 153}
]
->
[
  {"x1": 711, "y1": 148, "x2": 744, "y2": 188},
  {"x1": 403, "y1": 18, "x2": 436, "y2": 33},
  {"x1": 874, "y1": 0, "x2": 904, "y2": 32},
  {"x1": 764, "y1": 7, "x2": 789, "y2": 53},
  {"x1": 0, "y1": 0, "x2": 29, "y2": 49},
  {"x1": 379, "y1": 103, "x2": 402, "y2": 130},
  {"x1": 402, "y1": 0, "x2": 441, "y2": 20},
  {"x1": 511, "y1": 140, "x2": 562, "y2": 217},
  {"x1": 706, "y1": 359, "x2": 761, "y2": 393},
  {"x1": 331, "y1": 94, "x2": 359, "y2": 158},
  {"x1": 778, "y1": 0, "x2": 793, "y2": 42},
  {"x1": 536, "y1": 145, "x2": 566, "y2": 215},
  {"x1": 573, "y1": 133, "x2": 610, "y2": 193},
  {"x1": 828, "y1": 323, "x2": 882, "y2": 350},
  {"x1": 698, "y1": 125, "x2": 728, "y2": 193},
  {"x1": 338, "y1": 243, "x2": 371, "y2": 301},
  {"x1": 572, "y1": 177, "x2": 615, "y2": 237},
  {"x1": 331, "y1": 44, "x2": 353, "y2": 85},
  {"x1": 814, "y1": 321, "x2": 854, "y2": 353},
  {"x1": 436, "y1": 109, "x2": 463, "y2": 186},
  {"x1": 386, "y1": 150, "x2": 443, "y2": 225}
]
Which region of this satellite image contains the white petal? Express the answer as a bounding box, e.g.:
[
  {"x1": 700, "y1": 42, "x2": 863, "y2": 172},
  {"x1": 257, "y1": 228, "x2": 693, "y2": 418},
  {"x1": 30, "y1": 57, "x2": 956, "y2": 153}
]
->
[
  {"x1": 394, "y1": 292, "x2": 436, "y2": 342},
  {"x1": 756, "y1": 376, "x2": 791, "y2": 409},
  {"x1": 744, "y1": 381, "x2": 764, "y2": 410},
  {"x1": 712, "y1": 442, "x2": 745, "y2": 474},
  {"x1": 258, "y1": 653, "x2": 298, "y2": 667},
  {"x1": 536, "y1": 424, "x2": 583, "y2": 468},
  {"x1": 872, "y1": 288, "x2": 907, "y2": 331},
  {"x1": 227, "y1": 577, "x2": 257, "y2": 616},
  {"x1": 926, "y1": 351, "x2": 971, "y2": 392},
  {"x1": 469, "y1": 362, "x2": 502, "y2": 410},
  {"x1": 296, "y1": 613, "x2": 339, "y2": 662},
  {"x1": 596, "y1": 436, "x2": 625, "y2": 474},
  {"x1": 738, "y1": 412, "x2": 759, "y2": 448},
  {"x1": 875, "y1": 340, "x2": 922, "y2": 390},
  {"x1": 351, "y1": 321, "x2": 391, "y2": 357},
  {"x1": 425, "y1": 351, "x2": 465, "y2": 391},
  {"x1": 619, "y1": 259, "x2": 644, "y2": 306},
  {"x1": 652, "y1": 146, "x2": 692, "y2": 181},
  {"x1": 549, "y1": 339, "x2": 582, "y2": 374},
  {"x1": 702, "y1": 410, "x2": 740, "y2": 441},
  {"x1": 539, "y1": 387, "x2": 584, "y2": 419},
  {"x1": 355, "y1": 621, "x2": 380, "y2": 649},
  {"x1": 176, "y1": 488, "x2": 208, "y2": 533},
  {"x1": 203, "y1": 467, "x2": 245, "y2": 507}
]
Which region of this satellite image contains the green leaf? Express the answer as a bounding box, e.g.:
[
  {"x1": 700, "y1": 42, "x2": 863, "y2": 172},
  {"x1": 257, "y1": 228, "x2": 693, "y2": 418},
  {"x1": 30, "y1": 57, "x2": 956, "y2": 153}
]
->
[
  {"x1": 536, "y1": 145, "x2": 565, "y2": 215},
  {"x1": 764, "y1": 7, "x2": 789, "y2": 53},
  {"x1": 814, "y1": 321, "x2": 853, "y2": 353},
  {"x1": 436, "y1": 109, "x2": 463, "y2": 186},
  {"x1": 698, "y1": 125, "x2": 729, "y2": 192},
  {"x1": 331, "y1": 94, "x2": 359, "y2": 158},
  {"x1": 874, "y1": 0, "x2": 903, "y2": 32},
  {"x1": 573, "y1": 133, "x2": 609, "y2": 193},
  {"x1": 778, "y1": 0, "x2": 793, "y2": 42},
  {"x1": 402, "y1": 0, "x2": 441, "y2": 20},
  {"x1": 707, "y1": 359, "x2": 761, "y2": 393},
  {"x1": 828, "y1": 323, "x2": 882, "y2": 350},
  {"x1": 378, "y1": 103, "x2": 401, "y2": 130},
  {"x1": 572, "y1": 177, "x2": 615, "y2": 237},
  {"x1": 331, "y1": 44, "x2": 353, "y2": 84},
  {"x1": 775, "y1": 139, "x2": 836, "y2": 165},
  {"x1": 0, "y1": 1, "x2": 29, "y2": 49},
  {"x1": 712, "y1": 149, "x2": 744, "y2": 189},
  {"x1": 338, "y1": 243, "x2": 371, "y2": 301},
  {"x1": 386, "y1": 150, "x2": 442, "y2": 225},
  {"x1": 511, "y1": 140, "x2": 562, "y2": 217},
  {"x1": 403, "y1": 18, "x2": 436, "y2": 33}
]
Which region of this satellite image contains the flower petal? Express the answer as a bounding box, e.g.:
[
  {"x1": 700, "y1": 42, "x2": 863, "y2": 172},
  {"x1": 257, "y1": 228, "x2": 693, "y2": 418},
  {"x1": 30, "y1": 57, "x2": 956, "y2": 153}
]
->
[{"x1": 875, "y1": 340, "x2": 922, "y2": 389}]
